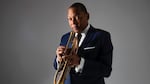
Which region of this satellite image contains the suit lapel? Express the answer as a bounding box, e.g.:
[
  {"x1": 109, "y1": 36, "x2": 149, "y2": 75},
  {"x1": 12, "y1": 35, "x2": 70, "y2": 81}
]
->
[{"x1": 80, "y1": 25, "x2": 95, "y2": 48}]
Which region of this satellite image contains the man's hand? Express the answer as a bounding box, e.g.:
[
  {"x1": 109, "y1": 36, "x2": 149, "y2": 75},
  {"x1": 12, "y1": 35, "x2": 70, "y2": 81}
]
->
[
  {"x1": 56, "y1": 46, "x2": 81, "y2": 67},
  {"x1": 56, "y1": 46, "x2": 65, "y2": 63},
  {"x1": 68, "y1": 54, "x2": 81, "y2": 67}
]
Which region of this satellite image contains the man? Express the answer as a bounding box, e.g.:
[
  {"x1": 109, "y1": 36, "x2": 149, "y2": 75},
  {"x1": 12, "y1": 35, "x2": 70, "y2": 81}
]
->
[{"x1": 54, "y1": 2, "x2": 113, "y2": 84}]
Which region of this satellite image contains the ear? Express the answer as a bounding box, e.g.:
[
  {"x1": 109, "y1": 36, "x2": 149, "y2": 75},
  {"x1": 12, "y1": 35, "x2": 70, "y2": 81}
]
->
[{"x1": 86, "y1": 12, "x2": 89, "y2": 20}]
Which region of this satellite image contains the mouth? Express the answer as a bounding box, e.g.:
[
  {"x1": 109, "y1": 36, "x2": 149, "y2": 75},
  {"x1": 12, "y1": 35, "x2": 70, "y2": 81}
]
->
[
  {"x1": 73, "y1": 26, "x2": 79, "y2": 30},
  {"x1": 74, "y1": 24, "x2": 80, "y2": 28},
  {"x1": 71, "y1": 25, "x2": 81, "y2": 32},
  {"x1": 72, "y1": 25, "x2": 78, "y2": 28}
]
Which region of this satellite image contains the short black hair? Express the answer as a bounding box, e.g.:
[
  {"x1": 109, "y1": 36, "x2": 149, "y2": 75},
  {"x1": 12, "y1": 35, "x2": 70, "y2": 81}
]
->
[{"x1": 69, "y1": 2, "x2": 88, "y2": 14}]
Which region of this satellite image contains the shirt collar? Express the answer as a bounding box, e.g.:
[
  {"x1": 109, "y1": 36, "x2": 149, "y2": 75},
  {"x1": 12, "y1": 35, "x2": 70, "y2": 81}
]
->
[
  {"x1": 81, "y1": 24, "x2": 90, "y2": 35},
  {"x1": 76, "y1": 24, "x2": 90, "y2": 36}
]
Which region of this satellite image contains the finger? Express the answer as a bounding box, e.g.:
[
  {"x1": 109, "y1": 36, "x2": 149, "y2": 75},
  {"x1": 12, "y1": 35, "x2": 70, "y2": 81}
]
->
[
  {"x1": 61, "y1": 55, "x2": 71, "y2": 61},
  {"x1": 57, "y1": 50, "x2": 64, "y2": 55},
  {"x1": 56, "y1": 48, "x2": 64, "y2": 53},
  {"x1": 56, "y1": 54, "x2": 63, "y2": 62},
  {"x1": 58, "y1": 46, "x2": 65, "y2": 50},
  {"x1": 56, "y1": 48, "x2": 65, "y2": 56},
  {"x1": 68, "y1": 62, "x2": 75, "y2": 67},
  {"x1": 62, "y1": 56, "x2": 68, "y2": 61},
  {"x1": 56, "y1": 47, "x2": 65, "y2": 53}
]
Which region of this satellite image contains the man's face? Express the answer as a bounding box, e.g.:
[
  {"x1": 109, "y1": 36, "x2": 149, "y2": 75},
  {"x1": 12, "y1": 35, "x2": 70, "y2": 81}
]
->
[{"x1": 67, "y1": 7, "x2": 89, "y2": 33}]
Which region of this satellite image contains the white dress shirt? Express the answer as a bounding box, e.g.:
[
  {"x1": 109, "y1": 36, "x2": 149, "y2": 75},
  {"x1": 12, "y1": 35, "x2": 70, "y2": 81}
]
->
[{"x1": 75, "y1": 24, "x2": 90, "y2": 73}]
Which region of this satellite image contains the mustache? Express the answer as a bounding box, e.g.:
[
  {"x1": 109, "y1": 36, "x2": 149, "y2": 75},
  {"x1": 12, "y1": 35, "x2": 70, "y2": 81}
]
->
[{"x1": 72, "y1": 25, "x2": 79, "y2": 28}]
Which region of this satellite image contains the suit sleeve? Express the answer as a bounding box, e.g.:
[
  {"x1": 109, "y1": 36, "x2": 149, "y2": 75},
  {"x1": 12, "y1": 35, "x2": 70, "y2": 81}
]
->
[
  {"x1": 82, "y1": 32, "x2": 113, "y2": 78},
  {"x1": 53, "y1": 33, "x2": 69, "y2": 70}
]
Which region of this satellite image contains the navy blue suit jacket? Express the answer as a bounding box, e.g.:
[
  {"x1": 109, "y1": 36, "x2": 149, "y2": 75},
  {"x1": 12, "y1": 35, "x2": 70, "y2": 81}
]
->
[{"x1": 54, "y1": 25, "x2": 113, "y2": 84}]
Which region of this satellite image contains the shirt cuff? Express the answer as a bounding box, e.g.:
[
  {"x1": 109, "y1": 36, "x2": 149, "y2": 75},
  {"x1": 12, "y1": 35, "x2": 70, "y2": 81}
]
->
[
  {"x1": 56, "y1": 58, "x2": 60, "y2": 69},
  {"x1": 75, "y1": 57, "x2": 85, "y2": 73}
]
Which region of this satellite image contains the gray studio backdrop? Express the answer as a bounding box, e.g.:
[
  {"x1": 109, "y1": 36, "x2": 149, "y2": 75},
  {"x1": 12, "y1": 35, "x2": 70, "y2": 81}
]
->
[{"x1": 1, "y1": 0, "x2": 150, "y2": 84}]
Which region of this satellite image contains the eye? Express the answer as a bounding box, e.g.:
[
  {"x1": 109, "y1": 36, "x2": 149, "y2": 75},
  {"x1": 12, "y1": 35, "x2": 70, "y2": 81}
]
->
[
  {"x1": 68, "y1": 17, "x2": 72, "y2": 21},
  {"x1": 75, "y1": 16, "x2": 79, "y2": 20},
  {"x1": 75, "y1": 15, "x2": 82, "y2": 20},
  {"x1": 67, "y1": 15, "x2": 81, "y2": 21}
]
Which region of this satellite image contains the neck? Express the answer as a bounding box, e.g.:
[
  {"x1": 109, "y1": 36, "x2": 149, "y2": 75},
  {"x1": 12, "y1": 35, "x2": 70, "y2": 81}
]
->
[{"x1": 80, "y1": 23, "x2": 88, "y2": 33}]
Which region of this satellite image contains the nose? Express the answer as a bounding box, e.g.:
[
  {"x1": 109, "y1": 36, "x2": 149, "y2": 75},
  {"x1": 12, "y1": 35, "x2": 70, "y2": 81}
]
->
[{"x1": 72, "y1": 18, "x2": 77, "y2": 25}]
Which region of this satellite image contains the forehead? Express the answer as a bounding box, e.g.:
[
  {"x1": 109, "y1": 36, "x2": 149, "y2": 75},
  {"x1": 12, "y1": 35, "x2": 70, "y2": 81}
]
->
[{"x1": 68, "y1": 7, "x2": 84, "y2": 16}]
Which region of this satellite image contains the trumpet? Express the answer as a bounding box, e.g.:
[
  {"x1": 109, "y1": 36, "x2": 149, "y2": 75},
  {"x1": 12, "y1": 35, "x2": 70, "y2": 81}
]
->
[{"x1": 54, "y1": 31, "x2": 79, "y2": 84}]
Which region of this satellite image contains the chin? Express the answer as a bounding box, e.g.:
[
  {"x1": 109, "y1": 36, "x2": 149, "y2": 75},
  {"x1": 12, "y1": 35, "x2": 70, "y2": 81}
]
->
[
  {"x1": 72, "y1": 27, "x2": 80, "y2": 33},
  {"x1": 73, "y1": 30, "x2": 80, "y2": 33}
]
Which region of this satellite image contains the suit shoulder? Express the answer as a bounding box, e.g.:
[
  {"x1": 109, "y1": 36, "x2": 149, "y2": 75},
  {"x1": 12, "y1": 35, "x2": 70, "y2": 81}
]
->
[
  {"x1": 59, "y1": 32, "x2": 71, "y2": 46},
  {"x1": 92, "y1": 27, "x2": 111, "y2": 36},
  {"x1": 61, "y1": 32, "x2": 70, "y2": 38}
]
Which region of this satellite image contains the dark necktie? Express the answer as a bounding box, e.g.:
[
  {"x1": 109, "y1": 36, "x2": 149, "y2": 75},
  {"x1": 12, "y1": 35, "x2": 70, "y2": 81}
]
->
[
  {"x1": 72, "y1": 33, "x2": 81, "y2": 56},
  {"x1": 76, "y1": 33, "x2": 82, "y2": 47}
]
